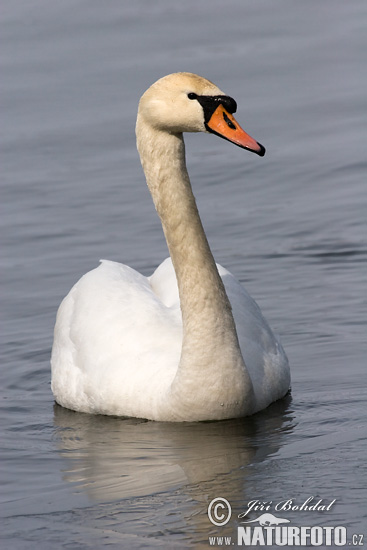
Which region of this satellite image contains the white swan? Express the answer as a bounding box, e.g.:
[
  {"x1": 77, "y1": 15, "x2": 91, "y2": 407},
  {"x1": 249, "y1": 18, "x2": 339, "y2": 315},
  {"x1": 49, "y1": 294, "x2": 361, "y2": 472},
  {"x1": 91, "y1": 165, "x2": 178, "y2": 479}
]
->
[{"x1": 51, "y1": 72, "x2": 290, "y2": 422}]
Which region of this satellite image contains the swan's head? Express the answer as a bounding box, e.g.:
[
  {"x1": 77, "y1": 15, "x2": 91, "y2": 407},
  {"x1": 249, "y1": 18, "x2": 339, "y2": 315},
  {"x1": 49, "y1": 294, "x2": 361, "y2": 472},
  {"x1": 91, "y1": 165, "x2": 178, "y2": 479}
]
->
[{"x1": 137, "y1": 72, "x2": 265, "y2": 156}]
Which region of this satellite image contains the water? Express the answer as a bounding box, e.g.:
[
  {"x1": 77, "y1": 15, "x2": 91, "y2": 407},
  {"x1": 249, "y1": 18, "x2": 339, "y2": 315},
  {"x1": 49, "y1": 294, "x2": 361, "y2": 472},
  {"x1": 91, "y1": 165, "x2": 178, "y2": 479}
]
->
[{"x1": 1, "y1": 1, "x2": 366, "y2": 547}]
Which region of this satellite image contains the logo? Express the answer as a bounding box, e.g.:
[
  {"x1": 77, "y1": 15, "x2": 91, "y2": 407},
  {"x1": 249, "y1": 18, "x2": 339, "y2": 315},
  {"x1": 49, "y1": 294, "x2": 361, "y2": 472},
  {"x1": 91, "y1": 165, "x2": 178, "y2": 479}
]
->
[
  {"x1": 207, "y1": 496, "x2": 365, "y2": 547},
  {"x1": 208, "y1": 497, "x2": 232, "y2": 526},
  {"x1": 241, "y1": 513, "x2": 290, "y2": 526}
]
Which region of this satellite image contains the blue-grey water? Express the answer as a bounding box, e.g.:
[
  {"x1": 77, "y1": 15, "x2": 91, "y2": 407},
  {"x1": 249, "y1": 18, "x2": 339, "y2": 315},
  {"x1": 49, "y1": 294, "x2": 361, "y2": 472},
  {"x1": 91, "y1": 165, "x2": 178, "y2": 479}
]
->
[{"x1": 1, "y1": 1, "x2": 366, "y2": 548}]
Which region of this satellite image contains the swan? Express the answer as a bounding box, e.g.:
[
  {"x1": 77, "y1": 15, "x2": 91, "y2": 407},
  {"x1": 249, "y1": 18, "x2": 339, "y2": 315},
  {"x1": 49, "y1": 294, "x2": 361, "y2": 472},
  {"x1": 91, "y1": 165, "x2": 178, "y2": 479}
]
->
[{"x1": 51, "y1": 72, "x2": 290, "y2": 422}]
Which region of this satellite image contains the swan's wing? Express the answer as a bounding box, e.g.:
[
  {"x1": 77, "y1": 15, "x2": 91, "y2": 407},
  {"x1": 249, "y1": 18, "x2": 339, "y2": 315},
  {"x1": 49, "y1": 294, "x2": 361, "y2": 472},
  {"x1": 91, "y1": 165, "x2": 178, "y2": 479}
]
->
[
  {"x1": 217, "y1": 265, "x2": 290, "y2": 409},
  {"x1": 149, "y1": 257, "x2": 180, "y2": 307},
  {"x1": 51, "y1": 259, "x2": 182, "y2": 415}
]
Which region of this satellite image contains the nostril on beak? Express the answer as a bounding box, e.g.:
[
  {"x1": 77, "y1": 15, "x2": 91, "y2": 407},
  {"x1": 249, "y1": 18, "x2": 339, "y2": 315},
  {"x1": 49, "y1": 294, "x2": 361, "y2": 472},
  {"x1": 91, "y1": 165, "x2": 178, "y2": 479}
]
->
[{"x1": 223, "y1": 112, "x2": 236, "y2": 130}]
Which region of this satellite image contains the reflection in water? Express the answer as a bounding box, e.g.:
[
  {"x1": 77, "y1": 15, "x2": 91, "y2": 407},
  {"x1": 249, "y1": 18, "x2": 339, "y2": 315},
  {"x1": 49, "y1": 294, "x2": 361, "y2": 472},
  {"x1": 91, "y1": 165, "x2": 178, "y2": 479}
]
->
[{"x1": 53, "y1": 395, "x2": 293, "y2": 506}]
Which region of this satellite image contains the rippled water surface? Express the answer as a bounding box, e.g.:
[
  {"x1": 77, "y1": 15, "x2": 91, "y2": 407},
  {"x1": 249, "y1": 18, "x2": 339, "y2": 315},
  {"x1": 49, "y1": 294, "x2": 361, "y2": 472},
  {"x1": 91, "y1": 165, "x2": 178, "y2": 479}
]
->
[{"x1": 1, "y1": 1, "x2": 366, "y2": 548}]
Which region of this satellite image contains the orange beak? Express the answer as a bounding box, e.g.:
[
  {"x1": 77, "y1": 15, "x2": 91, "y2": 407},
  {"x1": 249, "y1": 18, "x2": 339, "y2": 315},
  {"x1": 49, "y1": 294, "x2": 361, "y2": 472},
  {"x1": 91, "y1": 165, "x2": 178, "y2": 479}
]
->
[{"x1": 206, "y1": 104, "x2": 265, "y2": 157}]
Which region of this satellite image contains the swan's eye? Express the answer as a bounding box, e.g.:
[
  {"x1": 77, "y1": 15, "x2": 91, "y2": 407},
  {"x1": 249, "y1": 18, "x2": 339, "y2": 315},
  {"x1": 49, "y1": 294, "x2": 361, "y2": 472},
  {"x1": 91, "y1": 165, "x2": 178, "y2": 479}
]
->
[{"x1": 188, "y1": 93, "x2": 198, "y2": 100}]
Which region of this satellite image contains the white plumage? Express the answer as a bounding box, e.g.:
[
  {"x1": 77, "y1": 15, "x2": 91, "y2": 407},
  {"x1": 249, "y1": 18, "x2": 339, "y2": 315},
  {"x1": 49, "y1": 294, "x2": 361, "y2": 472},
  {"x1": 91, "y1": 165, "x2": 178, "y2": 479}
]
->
[{"x1": 51, "y1": 73, "x2": 290, "y2": 421}]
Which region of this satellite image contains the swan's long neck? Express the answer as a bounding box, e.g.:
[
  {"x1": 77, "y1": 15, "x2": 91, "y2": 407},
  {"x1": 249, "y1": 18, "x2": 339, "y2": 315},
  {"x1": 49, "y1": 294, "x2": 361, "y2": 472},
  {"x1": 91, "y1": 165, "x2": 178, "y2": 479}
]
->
[{"x1": 136, "y1": 117, "x2": 254, "y2": 419}]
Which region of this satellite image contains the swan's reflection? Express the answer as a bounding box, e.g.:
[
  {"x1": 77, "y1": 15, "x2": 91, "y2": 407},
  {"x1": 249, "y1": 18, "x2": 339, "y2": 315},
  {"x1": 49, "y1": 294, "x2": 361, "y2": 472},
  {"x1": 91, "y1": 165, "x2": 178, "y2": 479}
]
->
[{"x1": 53, "y1": 394, "x2": 293, "y2": 505}]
